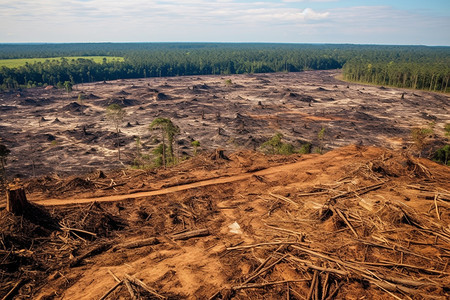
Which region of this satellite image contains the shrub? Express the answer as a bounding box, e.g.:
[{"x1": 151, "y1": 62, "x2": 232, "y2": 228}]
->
[
  {"x1": 411, "y1": 127, "x2": 433, "y2": 155},
  {"x1": 261, "y1": 133, "x2": 296, "y2": 155},
  {"x1": 433, "y1": 144, "x2": 450, "y2": 166},
  {"x1": 298, "y1": 143, "x2": 312, "y2": 154}
]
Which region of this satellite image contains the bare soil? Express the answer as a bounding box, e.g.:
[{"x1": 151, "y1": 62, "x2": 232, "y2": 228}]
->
[
  {"x1": 0, "y1": 70, "x2": 448, "y2": 177},
  {"x1": 0, "y1": 145, "x2": 449, "y2": 299}
]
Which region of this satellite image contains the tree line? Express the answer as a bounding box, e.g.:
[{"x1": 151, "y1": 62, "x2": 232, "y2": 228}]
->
[
  {"x1": 342, "y1": 47, "x2": 450, "y2": 92},
  {"x1": 0, "y1": 43, "x2": 448, "y2": 92}
]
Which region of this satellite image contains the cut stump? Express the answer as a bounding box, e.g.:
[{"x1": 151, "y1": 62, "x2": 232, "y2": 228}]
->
[{"x1": 6, "y1": 188, "x2": 29, "y2": 215}]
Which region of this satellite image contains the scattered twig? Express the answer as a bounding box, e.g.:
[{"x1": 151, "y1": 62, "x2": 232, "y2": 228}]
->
[
  {"x1": 124, "y1": 278, "x2": 138, "y2": 300},
  {"x1": 99, "y1": 280, "x2": 123, "y2": 300},
  {"x1": 325, "y1": 281, "x2": 343, "y2": 300},
  {"x1": 2, "y1": 278, "x2": 23, "y2": 300},
  {"x1": 108, "y1": 269, "x2": 121, "y2": 283},
  {"x1": 242, "y1": 254, "x2": 288, "y2": 285},
  {"x1": 112, "y1": 237, "x2": 159, "y2": 251},
  {"x1": 264, "y1": 224, "x2": 305, "y2": 239},
  {"x1": 60, "y1": 226, "x2": 97, "y2": 237},
  {"x1": 269, "y1": 193, "x2": 299, "y2": 208},
  {"x1": 434, "y1": 193, "x2": 441, "y2": 220},
  {"x1": 329, "y1": 182, "x2": 385, "y2": 204},
  {"x1": 321, "y1": 272, "x2": 330, "y2": 300},
  {"x1": 124, "y1": 274, "x2": 166, "y2": 299},
  {"x1": 70, "y1": 243, "x2": 111, "y2": 267},
  {"x1": 233, "y1": 280, "x2": 309, "y2": 290},
  {"x1": 227, "y1": 241, "x2": 308, "y2": 251},
  {"x1": 331, "y1": 207, "x2": 359, "y2": 238},
  {"x1": 307, "y1": 270, "x2": 318, "y2": 300}
]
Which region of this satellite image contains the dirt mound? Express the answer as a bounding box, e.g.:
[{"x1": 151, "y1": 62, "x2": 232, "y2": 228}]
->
[
  {"x1": 86, "y1": 93, "x2": 100, "y2": 99},
  {"x1": 155, "y1": 92, "x2": 170, "y2": 100},
  {"x1": 51, "y1": 117, "x2": 63, "y2": 124},
  {"x1": 115, "y1": 90, "x2": 130, "y2": 96},
  {"x1": 62, "y1": 102, "x2": 87, "y2": 112},
  {"x1": 19, "y1": 98, "x2": 38, "y2": 106},
  {"x1": 284, "y1": 92, "x2": 316, "y2": 103},
  {"x1": 192, "y1": 83, "x2": 210, "y2": 90},
  {"x1": 96, "y1": 97, "x2": 140, "y2": 107}
]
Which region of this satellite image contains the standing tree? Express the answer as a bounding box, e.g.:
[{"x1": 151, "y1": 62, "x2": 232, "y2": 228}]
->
[
  {"x1": 64, "y1": 81, "x2": 73, "y2": 94},
  {"x1": 0, "y1": 143, "x2": 11, "y2": 185},
  {"x1": 191, "y1": 140, "x2": 201, "y2": 156},
  {"x1": 149, "y1": 118, "x2": 180, "y2": 167},
  {"x1": 317, "y1": 126, "x2": 326, "y2": 154},
  {"x1": 106, "y1": 104, "x2": 126, "y2": 160}
]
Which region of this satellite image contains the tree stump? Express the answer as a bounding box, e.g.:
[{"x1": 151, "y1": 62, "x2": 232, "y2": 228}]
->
[
  {"x1": 6, "y1": 188, "x2": 30, "y2": 215},
  {"x1": 211, "y1": 149, "x2": 228, "y2": 160}
]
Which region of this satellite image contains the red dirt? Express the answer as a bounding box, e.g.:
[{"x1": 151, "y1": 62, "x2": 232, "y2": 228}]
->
[{"x1": 1, "y1": 145, "x2": 449, "y2": 299}]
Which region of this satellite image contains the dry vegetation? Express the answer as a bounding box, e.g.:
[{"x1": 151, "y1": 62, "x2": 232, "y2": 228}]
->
[{"x1": 0, "y1": 145, "x2": 449, "y2": 299}]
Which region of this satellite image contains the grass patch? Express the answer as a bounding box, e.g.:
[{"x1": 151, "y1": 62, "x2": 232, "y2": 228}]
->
[{"x1": 0, "y1": 56, "x2": 124, "y2": 68}]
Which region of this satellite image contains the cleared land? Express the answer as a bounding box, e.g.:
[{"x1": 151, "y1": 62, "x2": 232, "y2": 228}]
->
[
  {"x1": 0, "y1": 56, "x2": 123, "y2": 68},
  {"x1": 0, "y1": 70, "x2": 449, "y2": 299},
  {"x1": 0, "y1": 70, "x2": 448, "y2": 178}
]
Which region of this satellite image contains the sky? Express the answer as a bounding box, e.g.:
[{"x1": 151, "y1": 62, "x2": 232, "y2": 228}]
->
[{"x1": 1, "y1": 0, "x2": 449, "y2": 45}]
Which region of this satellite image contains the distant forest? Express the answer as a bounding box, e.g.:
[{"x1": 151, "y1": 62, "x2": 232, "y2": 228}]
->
[{"x1": 0, "y1": 43, "x2": 449, "y2": 92}]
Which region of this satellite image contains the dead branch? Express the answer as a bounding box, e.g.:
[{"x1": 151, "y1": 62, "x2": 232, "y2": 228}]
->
[
  {"x1": 269, "y1": 193, "x2": 300, "y2": 208},
  {"x1": 307, "y1": 270, "x2": 318, "y2": 300},
  {"x1": 227, "y1": 241, "x2": 308, "y2": 251},
  {"x1": 124, "y1": 274, "x2": 166, "y2": 299},
  {"x1": 242, "y1": 254, "x2": 288, "y2": 285},
  {"x1": 171, "y1": 228, "x2": 210, "y2": 240},
  {"x1": 124, "y1": 278, "x2": 138, "y2": 300},
  {"x1": 108, "y1": 269, "x2": 121, "y2": 283},
  {"x1": 70, "y1": 243, "x2": 111, "y2": 267},
  {"x1": 112, "y1": 237, "x2": 159, "y2": 251},
  {"x1": 325, "y1": 281, "x2": 343, "y2": 300},
  {"x1": 2, "y1": 278, "x2": 23, "y2": 300},
  {"x1": 434, "y1": 193, "x2": 441, "y2": 220},
  {"x1": 264, "y1": 224, "x2": 305, "y2": 239},
  {"x1": 329, "y1": 182, "x2": 385, "y2": 204},
  {"x1": 232, "y1": 280, "x2": 309, "y2": 290},
  {"x1": 331, "y1": 207, "x2": 359, "y2": 238},
  {"x1": 321, "y1": 272, "x2": 330, "y2": 300},
  {"x1": 60, "y1": 225, "x2": 97, "y2": 237},
  {"x1": 98, "y1": 280, "x2": 123, "y2": 300},
  {"x1": 102, "y1": 183, "x2": 126, "y2": 190}
]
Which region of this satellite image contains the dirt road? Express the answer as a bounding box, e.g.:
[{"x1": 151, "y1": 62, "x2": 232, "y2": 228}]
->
[{"x1": 30, "y1": 157, "x2": 314, "y2": 206}]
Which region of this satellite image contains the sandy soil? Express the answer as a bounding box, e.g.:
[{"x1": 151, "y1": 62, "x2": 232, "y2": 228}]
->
[
  {"x1": 0, "y1": 70, "x2": 448, "y2": 177},
  {"x1": 0, "y1": 145, "x2": 449, "y2": 299}
]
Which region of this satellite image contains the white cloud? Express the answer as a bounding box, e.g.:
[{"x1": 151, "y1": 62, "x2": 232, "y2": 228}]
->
[
  {"x1": 0, "y1": 1, "x2": 448, "y2": 45},
  {"x1": 282, "y1": 0, "x2": 338, "y2": 2},
  {"x1": 0, "y1": 0, "x2": 331, "y2": 42}
]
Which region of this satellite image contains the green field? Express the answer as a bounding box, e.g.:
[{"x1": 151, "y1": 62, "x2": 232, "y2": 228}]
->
[{"x1": 0, "y1": 56, "x2": 124, "y2": 68}]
